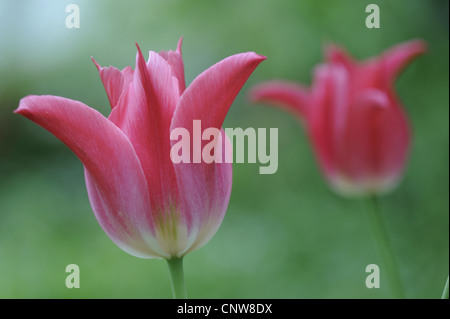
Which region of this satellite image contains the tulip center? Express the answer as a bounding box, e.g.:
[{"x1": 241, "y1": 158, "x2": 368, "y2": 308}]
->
[{"x1": 154, "y1": 206, "x2": 189, "y2": 258}]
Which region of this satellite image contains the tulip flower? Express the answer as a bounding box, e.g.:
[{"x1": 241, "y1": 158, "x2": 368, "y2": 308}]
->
[
  {"x1": 250, "y1": 40, "x2": 426, "y2": 197},
  {"x1": 15, "y1": 38, "x2": 265, "y2": 298},
  {"x1": 250, "y1": 40, "x2": 426, "y2": 299}
]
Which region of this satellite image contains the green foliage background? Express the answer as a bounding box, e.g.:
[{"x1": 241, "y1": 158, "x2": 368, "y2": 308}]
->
[{"x1": 0, "y1": 0, "x2": 448, "y2": 298}]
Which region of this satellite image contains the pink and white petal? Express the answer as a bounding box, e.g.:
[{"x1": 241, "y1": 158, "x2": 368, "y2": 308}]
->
[
  {"x1": 84, "y1": 170, "x2": 164, "y2": 258},
  {"x1": 15, "y1": 95, "x2": 159, "y2": 258},
  {"x1": 109, "y1": 45, "x2": 180, "y2": 212},
  {"x1": 170, "y1": 52, "x2": 264, "y2": 228},
  {"x1": 174, "y1": 130, "x2": 233, "y2": 256},
  {"x1": 248, "y1": 80, "x2": 309, "y2": 120},
  {"x1": 92, "y1": 58, "x2": 134, "y2": 109}
]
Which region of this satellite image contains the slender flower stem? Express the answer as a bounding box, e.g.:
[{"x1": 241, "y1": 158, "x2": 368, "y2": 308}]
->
[
  {"x1": 167, "y1": 257, "x2": 187, "y2": 299},
  {"x1": 442, "y1": 276, "x2": 449, "y2": 299},
  {"x1": 366, "y1": 195, "x2": 405, "y2": 299}
]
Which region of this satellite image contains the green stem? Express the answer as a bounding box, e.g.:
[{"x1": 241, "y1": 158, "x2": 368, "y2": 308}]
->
[
  {"x1": 442, "y1": 276, "x2": 449, "y2": 299},
  {"x1": 167, "y1": 257, "x2": 187, "y2": 299},
  {"x1": 366, "y1": 195, "x2": 405, "y2": 299}
]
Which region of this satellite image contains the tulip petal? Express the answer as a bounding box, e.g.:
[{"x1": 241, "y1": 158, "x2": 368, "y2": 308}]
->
[
  {"x1": 109, "y1": 45, "x2": 180, "y2": 213},
  {"x1": 173, "y1": 130, "x2": 233, "y2": 256},
  {"x1": 309, "y1": 64, "x2": 350, "y2": 178},
  {"x1": 170, "y1": 52, "x2": 265, "y2": 252},
  {"x1": 325, "y1": 43, "x2": 355, "y2": 70},
  {"x1": 173, "y1": 52, "x2": 266, "y2": 133},
  {"x1": 340, "y1": 89, "x2": 409, "y2": 191},
  {"x1": 15, "y1": 95, "x2": 160, "y2": 258},
  {"x1": 158, "y1": 37, "x2": 186, "y2": 94},
  {"x1": 92, "y1": 58, "x2": 134, "y2": 109},
  {"x1": 381, "y1": 40, "x2": 427, "y2": 82},
  {"x1": 248, "y1": 80, "x2": 309, "y2": 120}
]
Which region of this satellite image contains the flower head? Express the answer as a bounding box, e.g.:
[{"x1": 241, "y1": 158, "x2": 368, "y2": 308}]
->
[
  {"x1": 16, "y1": 38, "x2": 265, "y2": 258},
  {"x1": 250, "y1": 40, "x2": 426, "y2": 196}
]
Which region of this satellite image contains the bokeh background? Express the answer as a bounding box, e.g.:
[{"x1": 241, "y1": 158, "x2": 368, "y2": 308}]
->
[{"x1": 0, "y1": 0, "x2": 448, "y2": 298}]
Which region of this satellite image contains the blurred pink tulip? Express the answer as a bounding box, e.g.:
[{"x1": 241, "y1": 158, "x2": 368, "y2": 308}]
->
[
  {"x1": 250, "y1": 40, "x2": 426, "y2": 196},
  {"x1": 16, "y1": 39, "x2": 265, "y2": 258}
]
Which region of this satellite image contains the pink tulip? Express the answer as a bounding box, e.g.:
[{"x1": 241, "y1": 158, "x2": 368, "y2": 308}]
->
[
  {"x1": 250, "y1": 40, "x2": 426, "y2": 196},
  {"x1": 16, "y1": 39, "x2": 266, "y2": 259}
]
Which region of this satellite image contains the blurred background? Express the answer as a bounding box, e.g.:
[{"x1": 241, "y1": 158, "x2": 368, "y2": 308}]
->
[{"x1": 0, "y1": 0, "x2": 448, "y2": 298}]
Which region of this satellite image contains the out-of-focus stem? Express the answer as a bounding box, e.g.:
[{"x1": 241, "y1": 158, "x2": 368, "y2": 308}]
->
[
  {"x1": 366, "y1": 195, "x2": 405, "y2": 299},
  {"x1": 442, "y1": 276, "x2": 449, "y2": 299}
]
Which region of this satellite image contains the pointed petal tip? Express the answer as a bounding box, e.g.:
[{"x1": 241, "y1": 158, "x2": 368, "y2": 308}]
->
[
  {"x1": 247, "y1": 81, "x2": 309, "y2": 119},
  {"x1": 324, "y1": 42, "x2": 342, "y2": 53},
  {"x1": 14, "y1": 101, "x2": 25, "y2": 115},
  {"x1": 382, "y1": 39, "x2": 428, "y2": 79},
  {"x1": 135, "y1": 42, "x2": 148, "y2": 69},
  {"x1": 324, "y1": 43, "x2": 355, "y2": 68},
  {"x1": 237, "y1": 52, "x2": 267, "y2": 70},
  {"x1": 247, "y1": 82, "x2": 271, "y2": 103},
  {"x1": 14, "y1": 105, "x2": 24, "y2": 115},
  {"x1": 393, "y1": 39, "x2": 428, "y2": 55},
  {"x1": 249, "y1": 52, "x2": 267, "y2": 62},
  {"x1": 91, "y1": 57, "x2": 101, "y2": 70},
  {"x1": 135, "y1": 42, "x2": 142, "y2": 55},
  {"x1": 325, "y1": 44, "x2": 339, "y2": 57},
  {"x1": 237, "y1": 51, "x2": 267, "y2": 63},
  {"x1": 135, "y1": 42, "x2": 147, "y2": 62},
  {"x1": 15, "y1": 95, "x2": 37, "y2": 115},
  {"x1": 177, "y1": 36, "x2": 184, "y2": 54},
  {"x1": 247, "y1": 88, "x2": 259, "y2": 103},
  {"x1": 408, "y1": 39, "x2": 428, "y2": 56},
  {"x1": 383, "y1": 39, "x2": 428, "y2": 64}
]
